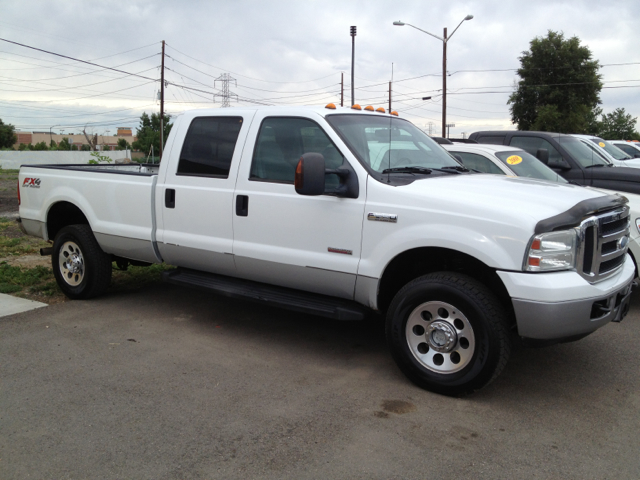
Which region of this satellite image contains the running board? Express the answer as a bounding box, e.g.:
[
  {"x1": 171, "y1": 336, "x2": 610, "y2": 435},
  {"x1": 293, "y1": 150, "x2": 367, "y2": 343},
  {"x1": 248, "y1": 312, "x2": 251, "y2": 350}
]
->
[{"x1": 162, "y1": 268, "x2": 369, "y2": 321}]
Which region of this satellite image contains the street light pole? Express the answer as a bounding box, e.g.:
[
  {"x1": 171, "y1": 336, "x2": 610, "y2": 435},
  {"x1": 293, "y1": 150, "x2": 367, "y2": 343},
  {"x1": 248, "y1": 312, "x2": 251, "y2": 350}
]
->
[{"x1": 393, "y1": 15, "x2": 473, "y2": 137}]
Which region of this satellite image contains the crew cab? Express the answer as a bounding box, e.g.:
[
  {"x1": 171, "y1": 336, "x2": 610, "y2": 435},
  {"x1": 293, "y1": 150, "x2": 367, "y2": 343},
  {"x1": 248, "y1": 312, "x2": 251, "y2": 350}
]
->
[
  {"x1": 17, "y1": 106, "x2": 635, "y2": 395},
  {"x1": 468, "y1": 130, "x2": 640, "y2": 194}
]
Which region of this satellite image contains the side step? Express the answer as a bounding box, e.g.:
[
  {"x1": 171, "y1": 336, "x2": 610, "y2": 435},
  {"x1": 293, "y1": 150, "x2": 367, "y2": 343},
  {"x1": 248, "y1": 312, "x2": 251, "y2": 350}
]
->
[{"x1": 162, "y1": 268, "x2": 370, "y2": 321}]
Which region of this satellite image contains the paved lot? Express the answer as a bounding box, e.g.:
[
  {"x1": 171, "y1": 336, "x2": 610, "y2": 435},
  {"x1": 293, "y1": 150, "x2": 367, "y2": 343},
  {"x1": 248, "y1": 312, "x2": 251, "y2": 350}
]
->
[{"x1": 1, "y1": 283, "x2": 640, "y2": 479}]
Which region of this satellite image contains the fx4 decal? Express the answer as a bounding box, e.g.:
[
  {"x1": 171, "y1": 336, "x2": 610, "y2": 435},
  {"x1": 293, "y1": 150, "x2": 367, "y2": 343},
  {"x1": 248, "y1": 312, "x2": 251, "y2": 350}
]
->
[{"x1": 22, "y1": 178, "x2": 41, "y2": 188}]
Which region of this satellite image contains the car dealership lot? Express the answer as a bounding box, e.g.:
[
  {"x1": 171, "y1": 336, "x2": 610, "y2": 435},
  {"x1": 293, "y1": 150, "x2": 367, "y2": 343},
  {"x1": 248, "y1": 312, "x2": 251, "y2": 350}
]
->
[{"x1": 2, "y1": 283, "x2": 640, "y2": 479}]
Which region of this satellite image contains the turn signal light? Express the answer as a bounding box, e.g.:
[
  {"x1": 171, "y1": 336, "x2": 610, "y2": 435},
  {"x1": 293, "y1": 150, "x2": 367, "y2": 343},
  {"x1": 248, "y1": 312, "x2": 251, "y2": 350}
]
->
[{"x1": 295, "y1": 158, "x2": 304, "y2": 188}]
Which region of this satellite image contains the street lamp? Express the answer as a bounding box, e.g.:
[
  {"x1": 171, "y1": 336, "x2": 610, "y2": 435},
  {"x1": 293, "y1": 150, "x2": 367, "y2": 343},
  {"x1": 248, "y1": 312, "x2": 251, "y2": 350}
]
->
[{"x1": 394, "y1": 15, "x2": 473, "y2": 138}]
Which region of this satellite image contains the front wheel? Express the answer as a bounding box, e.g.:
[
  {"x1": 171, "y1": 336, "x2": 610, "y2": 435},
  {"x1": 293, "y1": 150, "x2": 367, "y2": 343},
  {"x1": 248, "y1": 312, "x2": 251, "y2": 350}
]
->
[
  {"x1": 386, "y1": 272, "x2": 511, "y2": 396},
  {"x1": 52, "y1": 225, "x2": 112, "y2": 299}
]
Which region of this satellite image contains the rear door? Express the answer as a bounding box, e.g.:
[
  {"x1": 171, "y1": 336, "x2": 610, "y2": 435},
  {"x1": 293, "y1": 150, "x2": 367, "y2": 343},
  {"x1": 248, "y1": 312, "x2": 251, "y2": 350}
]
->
[{"x1": 156, "y1": 109, "x2": 256, "y2": 274}]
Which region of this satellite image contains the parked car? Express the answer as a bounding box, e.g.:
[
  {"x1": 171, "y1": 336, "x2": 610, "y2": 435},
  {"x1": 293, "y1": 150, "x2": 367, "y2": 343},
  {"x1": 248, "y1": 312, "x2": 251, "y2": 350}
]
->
[
  {"x1": 443, "y1": 143, "x2": 640, "y2": 276},
  {"x1": 17, "y1": 106, "x2": 635, "y2": 395},
  {"x1": 468, "y1": 130, "x2": 640, "y2": 194},
  {"x1": 609, "y1": 140, "x2": 640, "y2": 158},
  {"x1": 570, "y1": 134, "x2": 640, "y2": 167}
]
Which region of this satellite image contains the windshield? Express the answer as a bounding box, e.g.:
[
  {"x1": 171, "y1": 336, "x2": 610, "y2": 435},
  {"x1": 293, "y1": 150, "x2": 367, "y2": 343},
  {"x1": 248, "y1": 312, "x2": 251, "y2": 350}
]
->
[
  {"x1": 589, "y1": 138, "x2": 632, "y2": 160},
  {"x1": 326, "y1": 114, "x2": 460, "y2": 173},
  {"x1": 494, "y1": 150, "x2": 568, "y2": 183},
  {"x1": 559, "y1": 137, "x2": 610, "y2": 168}
]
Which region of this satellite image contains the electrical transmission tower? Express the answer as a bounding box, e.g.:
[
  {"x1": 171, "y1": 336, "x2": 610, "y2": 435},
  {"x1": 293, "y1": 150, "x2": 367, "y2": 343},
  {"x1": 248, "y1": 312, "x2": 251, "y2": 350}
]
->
[{"x1": 214, "y1": 73, "x2": 238, "y2": 107}]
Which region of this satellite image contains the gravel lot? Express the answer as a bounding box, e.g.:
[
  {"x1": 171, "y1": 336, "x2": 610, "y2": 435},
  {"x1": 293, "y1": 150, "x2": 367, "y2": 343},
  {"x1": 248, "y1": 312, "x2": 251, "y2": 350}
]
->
[{"x1": 1, "y1": 282, "x2": 639, "y2": 479}]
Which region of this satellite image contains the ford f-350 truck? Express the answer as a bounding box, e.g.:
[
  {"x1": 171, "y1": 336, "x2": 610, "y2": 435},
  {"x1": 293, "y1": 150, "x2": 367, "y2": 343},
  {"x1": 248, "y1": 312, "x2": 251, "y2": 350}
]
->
[{"x1": 17, "y1": 105, "x2": 635, "y2": 395}]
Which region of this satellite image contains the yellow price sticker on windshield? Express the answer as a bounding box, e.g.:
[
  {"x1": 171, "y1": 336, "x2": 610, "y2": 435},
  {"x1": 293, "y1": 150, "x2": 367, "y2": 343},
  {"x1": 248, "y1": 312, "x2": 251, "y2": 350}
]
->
[
  {"x1": 506, "y1": 155, "x2": 522, "y2": 165},
  {"x1": 598, "y1": 142, "x2": 606, "y2": 147}
]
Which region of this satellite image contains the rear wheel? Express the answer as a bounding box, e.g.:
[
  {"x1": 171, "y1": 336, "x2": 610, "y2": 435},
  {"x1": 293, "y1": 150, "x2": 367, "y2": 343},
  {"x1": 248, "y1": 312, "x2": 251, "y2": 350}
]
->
[
  {"x1": 386, "y1": 272, "x2": 511, "y2": 396},
  {"x1": 52, "y1": 225, "x2": 112, "y2": 299}
]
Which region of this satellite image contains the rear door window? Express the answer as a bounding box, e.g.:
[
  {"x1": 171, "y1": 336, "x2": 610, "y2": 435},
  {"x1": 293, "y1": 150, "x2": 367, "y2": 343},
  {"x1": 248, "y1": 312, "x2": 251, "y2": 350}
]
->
[{"x1": 177, "y1": 117, "x2": 243, "y2": 177}]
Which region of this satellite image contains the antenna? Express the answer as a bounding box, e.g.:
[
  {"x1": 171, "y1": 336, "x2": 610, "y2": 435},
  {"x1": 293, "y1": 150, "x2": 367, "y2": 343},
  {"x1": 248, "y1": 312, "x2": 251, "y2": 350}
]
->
[{"x1": 214, "y1": 73, "x2": 238, "y2": 107}]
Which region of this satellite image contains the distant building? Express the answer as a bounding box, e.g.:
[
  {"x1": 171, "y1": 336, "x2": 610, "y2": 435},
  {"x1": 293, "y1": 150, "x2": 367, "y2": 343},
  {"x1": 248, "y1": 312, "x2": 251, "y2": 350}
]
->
[
  {"x1": 117, "y1": 127, "x2": 133, "y2": 136},
  {"x1": 13, "y1": 131, "x2": 137, "y2": 151}
]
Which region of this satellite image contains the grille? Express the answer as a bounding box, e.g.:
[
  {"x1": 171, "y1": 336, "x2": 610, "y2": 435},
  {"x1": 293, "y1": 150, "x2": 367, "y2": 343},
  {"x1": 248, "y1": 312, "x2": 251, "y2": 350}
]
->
[{"x1": 577, "y1": 206, "x2": 630, "y2": 283}]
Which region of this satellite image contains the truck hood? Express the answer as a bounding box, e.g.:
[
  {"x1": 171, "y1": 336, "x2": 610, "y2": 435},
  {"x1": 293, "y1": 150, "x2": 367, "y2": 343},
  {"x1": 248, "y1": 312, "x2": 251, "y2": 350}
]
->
[{"x1": 404, "y1": 173, "x2": 616, "y2": 231}]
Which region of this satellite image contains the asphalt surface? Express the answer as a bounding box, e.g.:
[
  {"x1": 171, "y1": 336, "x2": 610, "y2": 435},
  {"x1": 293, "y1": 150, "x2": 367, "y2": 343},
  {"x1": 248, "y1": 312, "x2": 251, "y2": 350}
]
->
[{"x1": 2, "y1": 283, "x2": 640, "y2": 479}]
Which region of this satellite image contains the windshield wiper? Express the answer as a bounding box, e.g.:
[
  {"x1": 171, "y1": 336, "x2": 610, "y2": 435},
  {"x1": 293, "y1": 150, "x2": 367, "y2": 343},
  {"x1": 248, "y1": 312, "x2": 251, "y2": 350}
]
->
[
  {"x1": 382, "y1": 166, "x2": 432, "y2": 174},
  {"x1": 439, "y1": 165, "x2": 469, "y2": 173},
  {"x1": 585, "y1": 164, "x2": 607, "y2": 168}
]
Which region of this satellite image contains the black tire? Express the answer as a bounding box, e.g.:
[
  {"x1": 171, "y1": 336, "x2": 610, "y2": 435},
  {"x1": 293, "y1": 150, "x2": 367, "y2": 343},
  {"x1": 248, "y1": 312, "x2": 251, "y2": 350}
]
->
[
  {"x1": 52, "y1": 224, "x2": 112, "y2": 300},
  {"x1": 386, "y1": 272, "x2": 511, "y2": 396}
]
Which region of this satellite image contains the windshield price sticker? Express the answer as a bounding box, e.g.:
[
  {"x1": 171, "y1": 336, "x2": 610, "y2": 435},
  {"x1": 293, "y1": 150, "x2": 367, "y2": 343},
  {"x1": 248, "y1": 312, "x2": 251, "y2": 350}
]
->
[
  {"x1": 506, "y1": 155, "x2": 523, "y2": 165},
  {"x1": 599, "y1": 142, "x2": 606, "y2": 147}
]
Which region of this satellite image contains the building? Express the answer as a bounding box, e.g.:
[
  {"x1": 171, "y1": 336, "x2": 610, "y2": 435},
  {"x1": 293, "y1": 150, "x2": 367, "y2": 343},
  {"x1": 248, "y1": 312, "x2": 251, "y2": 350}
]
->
[{"x1": 13, "y1": 130, "x2": 137, "y2": 151}]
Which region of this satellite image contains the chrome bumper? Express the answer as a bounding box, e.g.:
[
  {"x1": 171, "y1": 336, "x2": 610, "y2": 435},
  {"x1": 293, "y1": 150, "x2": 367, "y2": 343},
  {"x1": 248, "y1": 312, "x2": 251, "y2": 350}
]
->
[{"x1": 513, "y1": 278, "x2": 635, "y2": 340}]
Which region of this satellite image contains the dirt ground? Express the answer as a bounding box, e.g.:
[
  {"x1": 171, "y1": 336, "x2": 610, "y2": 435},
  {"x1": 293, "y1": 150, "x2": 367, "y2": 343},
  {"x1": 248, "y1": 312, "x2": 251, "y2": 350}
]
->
[{"x1": 0, "y1": 169, "x2": 19, "y2": 217}]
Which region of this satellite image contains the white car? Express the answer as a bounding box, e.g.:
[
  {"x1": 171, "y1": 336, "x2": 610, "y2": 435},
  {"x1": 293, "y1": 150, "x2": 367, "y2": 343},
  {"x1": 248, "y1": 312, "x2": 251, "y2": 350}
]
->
[
  {"x1": 571, "y1": 134, "x2": 640, "y2": 168},
  {"x1": 608, "y1": 140, "x2": 640, "y2": 159},
  {"x1": 444, "y1": 143, "x2": 640, "y2": 276}
]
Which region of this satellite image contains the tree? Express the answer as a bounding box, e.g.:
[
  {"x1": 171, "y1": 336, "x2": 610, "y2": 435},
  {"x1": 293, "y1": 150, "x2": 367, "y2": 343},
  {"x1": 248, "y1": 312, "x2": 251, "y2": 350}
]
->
[
  {"x1": 132, "y1": 112, "x2": 172, "y2": 155},
  {"x1": 116, "y1": 138, "x2": 132, "y2": 150},
  {"x1": 508, "y1": 31, "x2": 603, "y2": 133},
  {"x1": 598, "y1": 108, "x2": 639, "y2": 139},
  {"x1": 0, "y1": 119, "x2": 17, "y2": 148},
  {"x1": 33, "y1": 141, "x2": 49, "y2": 151},
  {"x1": 80, "y1": 144, "x2": 92, "y2": 151},
  {"x1": 58, "y1": 137, "x2": 72, "y2": 150}
]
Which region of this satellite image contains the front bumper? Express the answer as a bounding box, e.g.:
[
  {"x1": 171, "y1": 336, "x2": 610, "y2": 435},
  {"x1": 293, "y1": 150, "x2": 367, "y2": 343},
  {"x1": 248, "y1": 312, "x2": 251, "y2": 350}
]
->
[{"x1": 498, "y1": 256, "x2": 635, "y2": 340}]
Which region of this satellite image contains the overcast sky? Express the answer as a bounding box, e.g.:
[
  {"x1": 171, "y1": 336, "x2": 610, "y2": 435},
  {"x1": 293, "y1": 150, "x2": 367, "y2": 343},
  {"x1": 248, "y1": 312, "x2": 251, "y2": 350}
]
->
[{"x1": 1, "y1": 0, "x2": 638, "y2": 138}]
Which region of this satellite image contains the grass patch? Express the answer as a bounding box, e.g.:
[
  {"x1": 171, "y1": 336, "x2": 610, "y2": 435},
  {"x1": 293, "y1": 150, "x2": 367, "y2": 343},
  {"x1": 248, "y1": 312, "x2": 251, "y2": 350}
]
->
[
  {"x1": 0, "y1": 168, "x2": 20, "y2": 175},
  {"x1": 0, "y1": 263, "x2": 53, "y2": 295},
  {"x1": 111, "y1": 263, "x2": 173, "y2": 291},
  {"x1": 0, "y1": 217, "x2": 50, "y2": 255}
]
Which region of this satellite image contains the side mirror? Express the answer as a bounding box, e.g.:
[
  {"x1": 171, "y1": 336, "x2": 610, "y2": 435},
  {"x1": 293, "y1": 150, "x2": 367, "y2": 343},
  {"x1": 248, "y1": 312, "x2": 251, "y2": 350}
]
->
[
  {"x1": 536, "y1": 148, "x2": 549, "y2": 165},
  {"x1": 295, "y1": 153, "x2": 325, "y2": 196},
  {"x1": 453, "y1": 154, "x2": 464, "y2": 164}
]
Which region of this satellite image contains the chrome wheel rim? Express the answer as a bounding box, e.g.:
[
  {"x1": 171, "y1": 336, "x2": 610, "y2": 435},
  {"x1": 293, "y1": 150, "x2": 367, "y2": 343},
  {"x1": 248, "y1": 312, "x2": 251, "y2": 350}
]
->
[
  {"x1": 405, "y1": 301, "x2": 476, "y2": 374},
  {"x1": 58, "y1": 241, "x2": 85, "y2": 286}
]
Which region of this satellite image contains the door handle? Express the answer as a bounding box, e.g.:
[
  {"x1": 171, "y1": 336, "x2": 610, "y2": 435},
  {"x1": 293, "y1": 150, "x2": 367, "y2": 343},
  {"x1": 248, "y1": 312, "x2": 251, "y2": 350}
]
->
[
  {"x1": 236, "y1": 195, "x2": 248, "y2": 216},
  {"x1": 165, "y1": 188, "x2": 175, "y2": 208}
]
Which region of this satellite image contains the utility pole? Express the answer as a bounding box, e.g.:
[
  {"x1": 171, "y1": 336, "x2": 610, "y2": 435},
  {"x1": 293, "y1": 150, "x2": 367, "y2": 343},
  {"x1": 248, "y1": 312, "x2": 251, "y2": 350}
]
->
[
  {"x1": 428, "y1": 122, "x2": 434, "y2": 136},
  {"x1": 340, "y1": 72, "x2": 344, "y2": 107},
  {"x1": 442, "y1": 27, "x2": 447, "y2": 138},
  {"x1": 350, "y1": 26, "x2": 356, "y2": 106},
  {"x1": 214, "y1": 73, "x2": 238, "y2": 107},
  {"x1": 160, "y1": 40, "x2": 165, "y2": 160}
]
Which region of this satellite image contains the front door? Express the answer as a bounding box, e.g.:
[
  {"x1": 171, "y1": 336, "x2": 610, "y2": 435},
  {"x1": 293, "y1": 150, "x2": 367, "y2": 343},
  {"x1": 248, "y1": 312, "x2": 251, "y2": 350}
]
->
[{"x1": 232, "y1": 113, "x2": 366, "y2": 300}]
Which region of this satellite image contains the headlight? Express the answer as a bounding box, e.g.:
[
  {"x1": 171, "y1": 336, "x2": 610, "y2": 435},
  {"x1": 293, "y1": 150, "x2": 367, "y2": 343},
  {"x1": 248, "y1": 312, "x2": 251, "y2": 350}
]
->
[{"x1": 524, "y1": 229, "x2": 577, "y2": 272}]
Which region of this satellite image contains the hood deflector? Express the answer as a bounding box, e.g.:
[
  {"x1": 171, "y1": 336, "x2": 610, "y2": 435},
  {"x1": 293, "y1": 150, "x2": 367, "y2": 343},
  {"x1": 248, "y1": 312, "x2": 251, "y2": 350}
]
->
[{"x1": 534, "y1": 194, "x2": 628, "y2": 234}]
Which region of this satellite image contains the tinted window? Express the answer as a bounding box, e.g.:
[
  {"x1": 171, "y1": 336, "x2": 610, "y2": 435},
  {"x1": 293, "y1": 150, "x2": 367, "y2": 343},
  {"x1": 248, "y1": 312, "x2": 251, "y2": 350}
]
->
[
  {"x1": 589, "y1": 138, "x2": 631, "y2": 160},
  {"x1": 509, "y1": 136, "x2": 570, "y2": 168},
  {"x1": 476, "y1": 135, "x2": 506, "y2": 145},
  {"x1": 559, "y1": 137, "x2": 610, "y2": 168},
  {"x1": 250, "y1": 117, "x2": 344, "y2": 189},
  {"x1": 452, "y1": 151, "x2": 505, "y2": 174},
  {"x1": 177, "y1": 117, "x2": 243, "y2": 177},
  {"x1": 615, "y1": 143, "x2": 640, "y2": 156}
]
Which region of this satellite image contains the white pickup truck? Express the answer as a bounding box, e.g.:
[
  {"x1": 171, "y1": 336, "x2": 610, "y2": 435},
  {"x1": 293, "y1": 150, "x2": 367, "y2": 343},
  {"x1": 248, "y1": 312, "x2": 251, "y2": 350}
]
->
[{"x1": 17, "y1": 105, "x2": 635, "y2": 395}]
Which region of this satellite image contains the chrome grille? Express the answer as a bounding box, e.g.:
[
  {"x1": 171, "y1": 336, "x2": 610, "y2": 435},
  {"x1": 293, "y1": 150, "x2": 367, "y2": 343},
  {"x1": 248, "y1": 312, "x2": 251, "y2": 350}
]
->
[{"x1": 576, "y1": 206, "x2": 630, "y2": 283}]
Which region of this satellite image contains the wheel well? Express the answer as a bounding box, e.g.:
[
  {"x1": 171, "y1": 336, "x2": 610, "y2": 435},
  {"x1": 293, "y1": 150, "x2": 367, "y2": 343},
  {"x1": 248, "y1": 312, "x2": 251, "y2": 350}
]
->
[
  {"x1": 377, "y1": 247, "x2": 514, "y2": 323},
  {"x1": 47, "y1": 202, "x2": 89, "y2": 240}
]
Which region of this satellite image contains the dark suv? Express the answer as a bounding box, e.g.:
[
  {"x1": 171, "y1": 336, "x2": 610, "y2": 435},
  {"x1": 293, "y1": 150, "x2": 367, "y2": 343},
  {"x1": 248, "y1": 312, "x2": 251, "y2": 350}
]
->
[{"x1": 468, "y1": 131, "x2": 640, "y2": 195}]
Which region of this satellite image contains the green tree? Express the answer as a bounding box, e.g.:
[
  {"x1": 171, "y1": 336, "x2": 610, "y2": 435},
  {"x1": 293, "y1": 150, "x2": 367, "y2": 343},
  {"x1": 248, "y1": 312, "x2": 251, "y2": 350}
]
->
[
  {"x1": 80, "y1": 144, "x2": 92, "y2": 151},
  {"x1": 33, "y1": 141, "x2": 49, "y2": 151},
  {"x1": 58, "y1": 137, "x2": 72, "y2": 150},
  {"x1": 116, "y1": 138, "x2": 132, "y2": 150},
  {"x1": 597, "y1": 108, "x2": 638, "y2": 139},
  {"x1": 132, "y1": 112, "x2": 172, "y2": 155},
  {"x1": 508, "y1": 31, "x2": 602, "y2": 133},
  {"x1": 0, "y1": 119, "x2": 17, "y2": 148},
  {"x1": 50, "y1": 140, "x2": 58, "y2": 150},
  {"x1": 18, "y1": 143, "x2": 29, "y2": 151}
]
